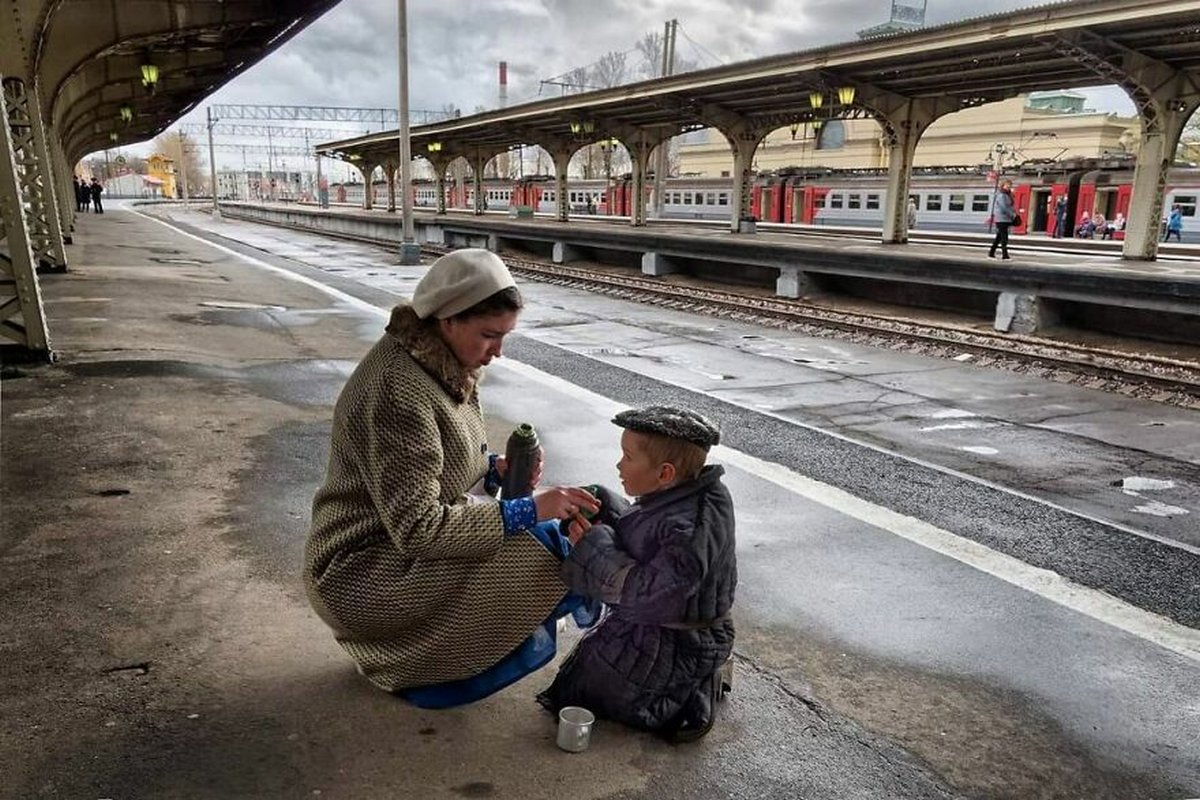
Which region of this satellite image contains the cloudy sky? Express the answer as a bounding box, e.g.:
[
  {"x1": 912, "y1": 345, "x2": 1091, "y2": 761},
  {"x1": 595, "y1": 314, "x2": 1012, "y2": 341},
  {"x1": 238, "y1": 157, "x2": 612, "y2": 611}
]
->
[{"x1": 125, "y1": 0, "x2": 1136, "y2": 168}]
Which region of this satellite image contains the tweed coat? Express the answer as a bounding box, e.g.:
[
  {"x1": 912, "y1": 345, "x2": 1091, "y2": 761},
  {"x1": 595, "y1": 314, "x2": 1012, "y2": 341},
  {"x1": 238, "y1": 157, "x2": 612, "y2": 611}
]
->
[
  {"x1": 538, "y1": 467, "x2": 737, "y2": 735},
  {"x1": 304, "y1": 304, "x2": 566, "y2": 691}
]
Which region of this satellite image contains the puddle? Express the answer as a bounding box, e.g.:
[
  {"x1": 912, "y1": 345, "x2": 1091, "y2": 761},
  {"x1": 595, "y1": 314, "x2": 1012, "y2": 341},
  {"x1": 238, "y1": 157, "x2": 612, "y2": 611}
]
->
[
  {"x1": 199, "y1": 301, "x2": 287, "y2": 312},
  {"x1": 1120, "y1": 477, "x2": 1176, "y2": 493},
  {"x1": 1131, "y1": 500, "x2": 1190, "y2": 517},
  {"x1": 920, "y1": 421, "x2": 1000, "y2": 432},
  {"x1": 960, "y1": 446, "x2": 999, "y2": 455},
  {"x1": 930, "y1": 409, "x2": 976, "y2": 419}
]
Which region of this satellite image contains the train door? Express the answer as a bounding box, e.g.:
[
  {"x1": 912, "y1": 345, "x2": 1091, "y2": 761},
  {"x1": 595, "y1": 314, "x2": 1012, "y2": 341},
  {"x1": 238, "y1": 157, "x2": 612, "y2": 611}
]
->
[
  {"x1": 1011, "y1": 184, "x2": 1031, "y2": 234},
  {"x1": 1114, "y1": 185, "x2": 1132, "y2": 239},
  {"x1": 785, "y1": 182, "x2": 803, "y2": 224},
  {"x1": 1076, "y1": 182, "x2": 1097, "y2": 232},
  {"x1": 1029, "y1": 187, "x2": 1052, "y2": 235},
  {"x1": 1096, "y1": 187, "x2": 1118, "y2": 221}
]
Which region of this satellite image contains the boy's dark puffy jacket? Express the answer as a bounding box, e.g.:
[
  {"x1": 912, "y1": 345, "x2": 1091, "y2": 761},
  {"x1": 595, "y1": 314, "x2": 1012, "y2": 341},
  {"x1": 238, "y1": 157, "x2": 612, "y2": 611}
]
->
[{"x1": 538, "y1": 465, "x2": 736, "y2": 736}]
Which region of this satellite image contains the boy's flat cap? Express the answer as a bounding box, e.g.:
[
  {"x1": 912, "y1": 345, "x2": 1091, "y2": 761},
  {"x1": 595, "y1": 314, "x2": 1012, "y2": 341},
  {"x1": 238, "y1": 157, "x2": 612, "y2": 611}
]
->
[{"x1": 612, "y1": 406, "x2": 720, "y2": 448}]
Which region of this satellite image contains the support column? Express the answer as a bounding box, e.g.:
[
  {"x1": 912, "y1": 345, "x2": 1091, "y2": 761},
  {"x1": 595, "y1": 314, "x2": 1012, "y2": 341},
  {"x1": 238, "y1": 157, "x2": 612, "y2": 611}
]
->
[
  {"x1": 880, "y1": 101, "x2": 936, "y2": 244},
  {"x1": 551, "y1": 146, "x2": 572, "y2": 223},
  {"x1": 2, "y1": 77, "x2": 66, "y2": 272},
  {"x1": 0, "y1": 75, "x2": 53, "y2": 359},
  {"x1": 725, "y1": 130, "x2": 761, "y2": 234},
  {"x1": 994, "y1": 292, "x2": 1059, "y2": 335},
  {"x1": 627, "y1": 133, "x2": 656, "y2": 227},
  {"x1": 358, "y1": 163, "x2": 375, "y2": 210},
  {"x1": 431, "y1": 156, "x2": 448, "y2": 215},
  {"x1": 472, "y1": 154, "x2": 486, "y2": 216},
  {"x1": 384, "y1": 160, "x2": 397, "y2": 213},
  {"x1": 1123, "y1": 100, "x2": 1195, "y2": 260},
  {"x1": 50, "y1": 131, "x2": 73, "y2": 243}
]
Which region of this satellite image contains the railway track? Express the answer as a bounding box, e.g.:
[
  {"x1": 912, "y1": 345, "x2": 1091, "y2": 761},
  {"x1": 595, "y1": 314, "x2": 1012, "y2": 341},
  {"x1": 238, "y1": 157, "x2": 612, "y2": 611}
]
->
[{"x1": 423, "y1": 243, "x2": 1200, "y2": 410}]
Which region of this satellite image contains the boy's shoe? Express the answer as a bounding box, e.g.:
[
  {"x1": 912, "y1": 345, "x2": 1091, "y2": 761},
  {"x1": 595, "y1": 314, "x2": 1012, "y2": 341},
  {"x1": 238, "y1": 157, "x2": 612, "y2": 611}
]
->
[{"x1": 719, "y1": 657, "x2": 734, "y2": 700}]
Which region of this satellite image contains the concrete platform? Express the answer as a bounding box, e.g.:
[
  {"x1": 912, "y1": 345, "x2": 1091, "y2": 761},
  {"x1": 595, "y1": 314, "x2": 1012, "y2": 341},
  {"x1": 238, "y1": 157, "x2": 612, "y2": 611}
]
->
[{"x1": 4, "y1": 204, "x2": 1197, "y2": 799}]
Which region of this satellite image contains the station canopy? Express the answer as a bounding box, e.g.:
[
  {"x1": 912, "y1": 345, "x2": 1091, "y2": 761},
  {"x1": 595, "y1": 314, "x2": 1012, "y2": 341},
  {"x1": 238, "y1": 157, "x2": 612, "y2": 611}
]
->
[{"x1": 317, "y1": 0, "x2": 1200, "y2": 166}]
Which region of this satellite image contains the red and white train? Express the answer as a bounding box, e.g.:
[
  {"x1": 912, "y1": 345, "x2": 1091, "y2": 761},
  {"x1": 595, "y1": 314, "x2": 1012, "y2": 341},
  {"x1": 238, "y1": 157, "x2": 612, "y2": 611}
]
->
[{"x1": 339, "y1": 157, "x2": 1198, "y2": 242}]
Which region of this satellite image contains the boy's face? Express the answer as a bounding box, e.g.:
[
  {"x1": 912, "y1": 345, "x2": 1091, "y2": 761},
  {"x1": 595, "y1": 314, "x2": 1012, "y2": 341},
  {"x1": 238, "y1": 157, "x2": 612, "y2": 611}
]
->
[{"x1": 616, "y1": 430, "x2": 672, "y2": 497}]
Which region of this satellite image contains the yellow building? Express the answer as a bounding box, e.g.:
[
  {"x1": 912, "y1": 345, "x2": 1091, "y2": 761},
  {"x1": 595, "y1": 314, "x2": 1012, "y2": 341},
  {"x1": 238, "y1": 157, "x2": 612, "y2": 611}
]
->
[
  {"x1": 146, "y1": 153, "x2": 178, "y2": 198},
  {"x1": 677, "y1": 93, "x2": 1140, "y2": 177}
]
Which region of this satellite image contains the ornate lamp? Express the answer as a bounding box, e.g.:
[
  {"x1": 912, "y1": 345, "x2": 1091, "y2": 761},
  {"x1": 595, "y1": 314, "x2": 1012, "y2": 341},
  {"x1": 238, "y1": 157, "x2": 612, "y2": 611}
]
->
[
  {"x1": 140, "y1": 62, "x2": 159, "y2": 90},
  {"x1": 119, "y1": 105, "x2": 133, "y2": 124},
  {"x1": 809, "y1": 91, "x2": 824, "y2": 110},
  {"x1": 837, "y1": 86, "x2": 856, "y2": 105}
]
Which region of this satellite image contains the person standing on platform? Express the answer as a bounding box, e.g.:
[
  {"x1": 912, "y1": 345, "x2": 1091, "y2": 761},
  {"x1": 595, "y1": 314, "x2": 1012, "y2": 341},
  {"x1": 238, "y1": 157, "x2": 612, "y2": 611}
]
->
[
  {"x1": 1164, "y1": 204, "x2": 1184, "y2": 242},
  {"x1": 304, "y1": 248, "x2": 599, "y2": 704},
  {"x1": 1054, "y1": 196, "x2": 1068, "y2": 238},
  {"x1": 988, "y1": 179, "x2": 1016, "y2": 259},
  {"x1": 89, "y1": 177, "x2": 104, "y2": 214},
  {"x1": 75, "y1": 177, "x2": 88, "y2": 213},
  {"x1": 907, "y1": 198, "x2": 918, "y2": 230}
]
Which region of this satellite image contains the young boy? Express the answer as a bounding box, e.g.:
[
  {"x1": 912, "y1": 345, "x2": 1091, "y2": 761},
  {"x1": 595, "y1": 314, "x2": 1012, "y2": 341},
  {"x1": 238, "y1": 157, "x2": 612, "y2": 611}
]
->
[{"x1": 537, "y1": 406, "x2": 737, "y2": 742}]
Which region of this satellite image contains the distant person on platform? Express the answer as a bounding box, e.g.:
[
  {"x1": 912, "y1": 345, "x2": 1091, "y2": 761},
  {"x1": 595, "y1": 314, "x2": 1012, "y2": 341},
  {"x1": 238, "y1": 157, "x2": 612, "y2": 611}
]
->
[
  {"x1": 75, "y1": 176, "x2": 88, "y2": 213},
  {"x1": 988, "y1": 178, "x2": 1016, "y2": 260},
  {"x1": 1077, "y1": 212, "x2": 1095, "y2": 240},
  {"x1": 1054, "y1": 196, "x2": 1068, "y2": 238},
  {"x1": 317, "y1": 176, "x2": 330, "y2": 209},
  {"x1": 1164, "y1": 204, "x2": 1184, "y2": 242},
  {"x1": 906, "y1": 198, "x2": 918, "y2": 230},
  {"x1": 89, "y1": 177, "x2": 104, "y2": 214}
]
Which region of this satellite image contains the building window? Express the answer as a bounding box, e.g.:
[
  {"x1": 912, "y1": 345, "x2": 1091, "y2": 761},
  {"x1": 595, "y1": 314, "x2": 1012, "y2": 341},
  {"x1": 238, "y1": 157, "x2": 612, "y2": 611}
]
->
[
  {"x1": 815, "y1": 119, "x2": 845, "y2": 150},
  {"x1": 926, "y1": 194, "x2": 942, "y2": 211},
  {"x1": 972, "y1": 194, "x2": 990, "y2": 212},
  {"x1": 949, "y1": 194, "x2": 966, "y2": 212}
]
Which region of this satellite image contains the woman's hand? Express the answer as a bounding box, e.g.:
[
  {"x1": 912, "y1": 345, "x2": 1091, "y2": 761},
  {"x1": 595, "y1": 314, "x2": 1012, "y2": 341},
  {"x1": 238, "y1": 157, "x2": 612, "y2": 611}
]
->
[
  {"x1": 533, "y1": 486, "x2": 600, "y2": 523},
  {"x1": 494, "y1": 452, "x2": 544, "y2": 488}
]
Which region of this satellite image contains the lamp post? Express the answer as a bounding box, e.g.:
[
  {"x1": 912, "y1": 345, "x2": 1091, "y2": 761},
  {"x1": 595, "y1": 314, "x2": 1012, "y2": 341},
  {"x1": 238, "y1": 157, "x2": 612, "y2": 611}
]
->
[
  {"x1": 397, "y1": 0, "x2": 420, "y2": 264},
  {"x1": 206, "y1": 107, "x2": 220, "y2": 218}
]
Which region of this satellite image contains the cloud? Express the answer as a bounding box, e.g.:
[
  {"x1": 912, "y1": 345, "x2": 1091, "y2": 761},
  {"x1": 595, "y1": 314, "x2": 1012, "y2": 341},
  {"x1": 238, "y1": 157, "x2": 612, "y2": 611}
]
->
[{"x1": 113, "y1": 0, "x2": 1140, "y2": 166}]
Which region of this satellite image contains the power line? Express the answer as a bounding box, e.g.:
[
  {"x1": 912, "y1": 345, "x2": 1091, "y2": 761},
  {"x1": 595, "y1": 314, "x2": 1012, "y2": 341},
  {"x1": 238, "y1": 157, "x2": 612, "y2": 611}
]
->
[{"x1": 676, "y1": 24, "x2": 725, "y2": 68}]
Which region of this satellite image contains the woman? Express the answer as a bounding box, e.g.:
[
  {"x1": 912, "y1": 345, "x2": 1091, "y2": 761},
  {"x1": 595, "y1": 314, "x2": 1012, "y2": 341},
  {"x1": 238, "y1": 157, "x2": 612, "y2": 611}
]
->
[
  {"x1": 1165, "y1": 204, "x2": 1184, "y2": 242},
  {"x1": 989, "y1": 179, "x2": 1016, "y2": 259},
  {"x1": 304, "y1": 248, "x2": 598, "y2": 699}
]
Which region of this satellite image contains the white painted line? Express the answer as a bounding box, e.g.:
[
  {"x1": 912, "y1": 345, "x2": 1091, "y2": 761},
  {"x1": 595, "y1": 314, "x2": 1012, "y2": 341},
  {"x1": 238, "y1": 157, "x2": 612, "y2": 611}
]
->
[
  {"x1": 138, "y1": 209, "x2": 1200, "y2": 661},
  {"x1": 497, "y1": 357, "x2": 1200, "y2": 664}
]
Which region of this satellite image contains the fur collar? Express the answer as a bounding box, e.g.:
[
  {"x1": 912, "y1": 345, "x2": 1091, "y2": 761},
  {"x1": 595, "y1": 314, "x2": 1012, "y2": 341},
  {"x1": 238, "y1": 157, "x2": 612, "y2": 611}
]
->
[{"x1": 385, "y1": 304, "x2": 477, "y2": 403}]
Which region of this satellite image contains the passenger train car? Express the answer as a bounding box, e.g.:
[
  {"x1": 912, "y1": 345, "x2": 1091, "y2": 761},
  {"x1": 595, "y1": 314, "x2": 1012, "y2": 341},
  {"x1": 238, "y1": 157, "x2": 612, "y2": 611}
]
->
[{"x1": 338, "y1": 159, "x2": 1199, "y2": 242}]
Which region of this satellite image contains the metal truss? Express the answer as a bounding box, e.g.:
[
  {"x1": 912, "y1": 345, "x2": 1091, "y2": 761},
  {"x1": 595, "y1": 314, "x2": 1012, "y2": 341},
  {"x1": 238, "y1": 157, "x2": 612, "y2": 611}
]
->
[
  {"x1": 209, "y1": 104, "x2": 453, "y2": 125},
  {"x1": 210, "y1": 143, "x2": 314, "y2": 157},
  {"x1": 178, "y1": 123, "x2": 368, "y2": 140},
  {"x1": 3, "y1": 79, "x2": 66, "y2": 273},
  {"x1": 0, "y1": 77, "x2": 52, "y2": 358}
]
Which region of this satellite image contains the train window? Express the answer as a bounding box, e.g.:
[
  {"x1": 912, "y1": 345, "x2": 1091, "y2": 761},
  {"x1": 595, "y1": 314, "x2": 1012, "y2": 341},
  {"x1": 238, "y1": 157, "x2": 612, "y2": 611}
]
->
[
  {"x1": 847, "y1": 194, "x2": 861, "y2": 209},
  {"x1": 828, "y1": 193, "x2": 843, "y2": 209},
  {"x1": 1175, "y1": 195, "x2": 1197, "y2": 216},
  {"x1": 926, "y1": 194, "x2": 943, "y2": 211},
  {"x1": 694, "y1": 192, "x2": 704, "y2": 205},
  {"x1": 972, "y1": 194, "x2": 990, "y2": 212},
  {"x1": 949, "y1": 194, "x2": 965, "y2": 212},
  {"x1": 683, "y1": 193, "x2": 693, "y2": 205},
  {"x1": 815, "y1": 194, "x2": 826, "y2": 208},
  {"x1": 866, "y1": 194, "x2": 880, "y2": 210},
  {"x1": 718, "y1": 193, "x2": 729, "y2": 206},
  {"x1": 706, "y1": 192, "x2": 716, "y2": 205}
]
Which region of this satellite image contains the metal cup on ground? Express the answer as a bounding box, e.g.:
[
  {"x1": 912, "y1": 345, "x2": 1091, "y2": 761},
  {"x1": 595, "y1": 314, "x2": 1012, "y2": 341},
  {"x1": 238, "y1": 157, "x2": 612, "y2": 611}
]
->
[{"x1": 556, "y1": 706, "x2": 595, "y2": 753}]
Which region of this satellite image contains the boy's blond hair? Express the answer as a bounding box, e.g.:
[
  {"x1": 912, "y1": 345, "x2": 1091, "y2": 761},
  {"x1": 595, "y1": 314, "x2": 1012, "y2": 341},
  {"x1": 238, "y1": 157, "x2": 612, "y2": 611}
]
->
[{"x1": 631, "y1": 430, "x2": 709, "y2": 484}]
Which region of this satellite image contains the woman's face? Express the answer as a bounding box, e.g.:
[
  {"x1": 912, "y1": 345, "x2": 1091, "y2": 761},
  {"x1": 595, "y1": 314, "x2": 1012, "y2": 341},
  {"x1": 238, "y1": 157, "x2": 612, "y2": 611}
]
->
[{"x1": 438, "y1": 310, "x2": 519, "y2": 369}]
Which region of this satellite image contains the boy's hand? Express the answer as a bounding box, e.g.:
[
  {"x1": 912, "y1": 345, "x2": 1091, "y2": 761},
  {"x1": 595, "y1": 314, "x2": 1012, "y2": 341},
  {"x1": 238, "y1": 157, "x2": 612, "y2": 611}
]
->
[{"x1": 566, "y1": 513, "x2": 592, "y2": 545}]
